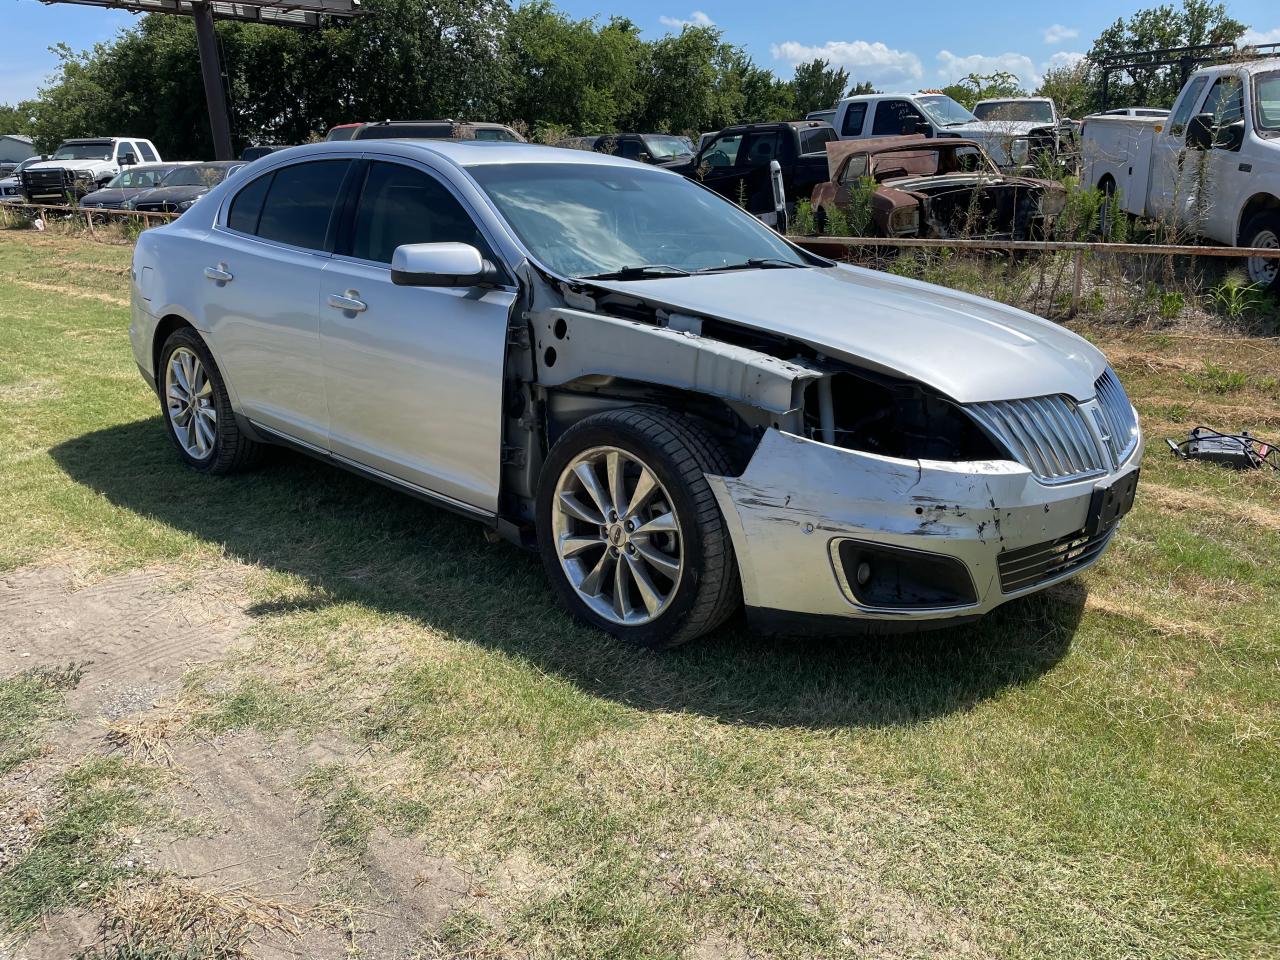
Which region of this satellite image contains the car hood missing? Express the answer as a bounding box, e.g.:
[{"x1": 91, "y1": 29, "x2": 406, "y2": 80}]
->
[{"x1": 585, "y1": 264, "x2": 1105, "y2": 404}]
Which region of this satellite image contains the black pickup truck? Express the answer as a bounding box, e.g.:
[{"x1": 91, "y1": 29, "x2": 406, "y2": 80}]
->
[{"x1": 662, "y1": 120, "x2": 837, "y2": 220}]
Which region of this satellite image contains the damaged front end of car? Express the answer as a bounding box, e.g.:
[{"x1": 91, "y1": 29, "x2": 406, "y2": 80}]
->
[{"x1": 499, "y1": 264, "x2": 1141, "y2": 634}]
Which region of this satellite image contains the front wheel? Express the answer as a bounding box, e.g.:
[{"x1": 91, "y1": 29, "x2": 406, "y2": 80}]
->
[
  {"x1": 535, "y1": 407, "x2": 741, "y2": 649},
  {"x1": 158, "y1": 327, "x2": 260, "y2": 474},
  {"x1": 1241, "y1": 212, "x2": 1280, "y2": 293}
]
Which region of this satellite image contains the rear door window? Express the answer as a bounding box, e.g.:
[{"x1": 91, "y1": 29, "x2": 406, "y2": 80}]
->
[
  {"x1": 240, "y1": 160, "x2": 350, "y2": 250},
  {"x1": 800, "y1": 127, "x2": 837, "y2": 154},
  {"x1": 138, "y1": 142, "x2": 158, "y2": 162},
  {"x1": 841, "y1": 103, "x2": 868, "y2": 136}
]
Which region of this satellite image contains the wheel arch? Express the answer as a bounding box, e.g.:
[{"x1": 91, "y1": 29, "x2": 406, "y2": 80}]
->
[
  {"x1": 1237, "y1": 193, "x2": 1280, "y2": 243},
  {"x1": 151, "y1": 314, "x2": 197, "y2": 383}
]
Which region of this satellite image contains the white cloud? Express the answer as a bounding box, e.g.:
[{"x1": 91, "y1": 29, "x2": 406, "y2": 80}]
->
[
  {"x1": 933, "y1": 49, "x2": 1085, "y2": 91},
  {"x1": 936, "y1": 50, "x2": 1041, "y2": 90},
  {"x1": 770, "y1": 40, "x2": 923, "y2": 88},
  {"x1": 1042, "y1": 24, "x2": 1079, "y2": 45},
  {"x1": 1043, "y1": 51, "x2": 1086, "y2": 71},
  {"x1": 1243, "y1": 27, "x2": 1280, "y2": 45},
  {"x1": 659, "y1": 10, "x2": 714, "y2": 29}
]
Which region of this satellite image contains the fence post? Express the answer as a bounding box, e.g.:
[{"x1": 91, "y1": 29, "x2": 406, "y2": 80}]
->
[{"x1": 1070, "y1": 249, "x2": 1085, "y2": 317}]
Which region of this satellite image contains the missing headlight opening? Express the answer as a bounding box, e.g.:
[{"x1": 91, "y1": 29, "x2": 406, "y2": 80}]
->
[{"x1": 803, "y1": 370, "x2": 1003, "y2": 462}]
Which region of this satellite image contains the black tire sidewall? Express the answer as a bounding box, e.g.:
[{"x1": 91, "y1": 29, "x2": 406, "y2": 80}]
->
[
  {"x1": 535, "y1": 414, "x2": 713, "y2": 649},
  {"x1": 157, "y1": 328, "x2": 233, "y2": 473}
]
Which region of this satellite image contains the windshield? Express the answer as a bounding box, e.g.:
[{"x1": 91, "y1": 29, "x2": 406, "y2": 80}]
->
[
  {"x1": 916, "y1": 95, "x2": 977, "y2": 127},
  {"x1": 107, "y1": 168, "x2": 167, "y2": 188},
  {"x1": 973, "y1": 101, "x2": 1054, "y2": 124},
  {"x1": 473, "y1": 128, "x2": 521, "y2": 141},
  {"x1": 642, "y1": 135, "x2": 693, "y2": 160},
  {"x1": 161, "y1": 164, "x2": 228, "y2": 187},
  {"x1": 52, "y1": 142, "x2": 112, "y2": 160},
  {"x1": 1256, "y1": 71, "x2": 1280, "y2": 132},
  {"x1": 469, "y1": 162, "x2": 809, "y2": 277}
]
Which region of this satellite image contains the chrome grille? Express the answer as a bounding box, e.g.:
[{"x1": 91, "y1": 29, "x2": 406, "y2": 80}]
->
[
  {"x1": 967, "y1": 394, "x2": 1109, "y2": 483},
  {"x1": 1093, "y1": 367, "x2": 1139, "y2": 466},
  {"x1": 967, "y1": 368, "x2": 1139, "y2": 484}
]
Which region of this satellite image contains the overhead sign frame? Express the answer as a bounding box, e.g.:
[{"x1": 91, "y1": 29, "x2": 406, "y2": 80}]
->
[{"x1": 39, "y1": 0, "x2": 361, "y2": 158}]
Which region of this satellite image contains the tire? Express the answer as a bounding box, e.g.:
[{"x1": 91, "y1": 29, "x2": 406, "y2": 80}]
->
[
  {"x1": 158, "y1": 327, "x2": 260, "y2": 474},
  {"x1": 1241, "y1": 212, "x2": 1280, "y2": 293},
  {"x1": 535, "y1": 407, "x2": 741, "y2": 649}
]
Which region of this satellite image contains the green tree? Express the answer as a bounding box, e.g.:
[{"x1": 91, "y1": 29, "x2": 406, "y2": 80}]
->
[
  {"x1": 846, "y1": 80, "x2": 878, "y2": 97},
  {"x1": 790, "y1": 58, "x2": 848, "y2": 115},
  {"x1": 942, "y1": 71, "x2": 1027, "y2": 110},
  {"x1": 1036, "y1": 60, "x2": 1094, "y2": 119},
  {"x1": 1087, "y1": 0, "x2": 1245, "y2": 109}
]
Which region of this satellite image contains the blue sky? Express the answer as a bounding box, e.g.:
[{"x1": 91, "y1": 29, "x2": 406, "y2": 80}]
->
[{"x1": 2, "y1": 0, "x2": 1278, "y2": 105}]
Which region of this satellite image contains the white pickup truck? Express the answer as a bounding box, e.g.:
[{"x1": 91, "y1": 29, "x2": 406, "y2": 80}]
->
[
  {"x1": 1080, "y1": 58, "x2": 1280, "y2": 291},
  {"x1": 831, "y1": 92, "x2": 1061, "y2": 173},
  {"x1": 19, "y1": 137, "x2": 163, "y2": 203}
]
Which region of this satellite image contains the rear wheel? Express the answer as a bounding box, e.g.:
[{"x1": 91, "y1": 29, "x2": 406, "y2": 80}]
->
[
  {"x1": 158, "y1": 327, "x2": 260, "y2": 474},
  {"x1": 536, "y1": 407, "x2": 741, "y2": 649},
  {"x1": 1241, "y1": 212, "x2": 1280, "y2": 293}
]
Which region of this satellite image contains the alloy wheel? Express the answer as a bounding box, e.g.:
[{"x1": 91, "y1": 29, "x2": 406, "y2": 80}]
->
[
  {"x1": 164, "y1": 346, "x2": 217, "y2": 459},
  {"x1": 551, "y1": 446, "x2": 684, "y2": 626}
]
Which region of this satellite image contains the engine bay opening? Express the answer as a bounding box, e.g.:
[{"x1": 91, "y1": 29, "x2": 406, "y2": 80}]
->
[{"x1": 802, "y1": 370, "x2": 1003, "y2": 462}]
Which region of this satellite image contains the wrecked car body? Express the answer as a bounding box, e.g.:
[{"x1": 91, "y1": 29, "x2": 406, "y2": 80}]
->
[
  {"x1": 129, "y1": 141, "x2": 1140, "y2": 648},
  {"x1": 811, "y1": 136, "x2": 1068, "y2": 240}
]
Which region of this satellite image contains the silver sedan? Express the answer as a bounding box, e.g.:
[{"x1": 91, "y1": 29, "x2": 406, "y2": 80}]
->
[{"x1": 129, "y1": 140, "x2": 1141, "y2": 648}]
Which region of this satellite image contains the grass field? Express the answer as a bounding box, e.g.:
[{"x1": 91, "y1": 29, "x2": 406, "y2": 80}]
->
[{"x1": 0, "y1": 231, "x2": 1277, "y2": 959}]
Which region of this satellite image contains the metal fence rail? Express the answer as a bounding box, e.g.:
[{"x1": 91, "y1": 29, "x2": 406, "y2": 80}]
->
[
  {"x1": 0, "y1": 202, "x2": 180, "y2": 231},
  {"x1": 793, "y1": 235, "x2": 1280, "y2": 317}
]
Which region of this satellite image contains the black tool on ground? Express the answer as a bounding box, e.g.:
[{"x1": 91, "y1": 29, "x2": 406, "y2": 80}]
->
[{"x1": 1166, "y1": 426, "x2": 1278, "y2": 471}]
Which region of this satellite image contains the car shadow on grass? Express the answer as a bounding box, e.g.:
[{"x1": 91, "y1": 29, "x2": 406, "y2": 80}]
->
[{"x1": 51, "y1": 417, "x2": 1084, "y2": 729}]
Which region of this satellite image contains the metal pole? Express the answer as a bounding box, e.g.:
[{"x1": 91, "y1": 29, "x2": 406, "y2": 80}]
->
[{"x1": 193, "y1": 3, "x2": 234, "y2": 160}]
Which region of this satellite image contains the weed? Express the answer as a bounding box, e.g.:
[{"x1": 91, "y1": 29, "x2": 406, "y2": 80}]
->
[
  {"x1": 1182, "y1": 361, "x2": 1250, "y2": 394},
  {"x1": 1210, "y1": 271, "x2": 1262, "y2": 320}
]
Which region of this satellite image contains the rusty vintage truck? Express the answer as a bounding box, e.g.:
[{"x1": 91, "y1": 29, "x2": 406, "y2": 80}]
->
[{"x1": 810, "y1": 136, "x2": 1067, "y2": 240}]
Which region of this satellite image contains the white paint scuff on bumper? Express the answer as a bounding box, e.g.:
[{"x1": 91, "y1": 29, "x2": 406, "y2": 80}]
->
[{"x1": 706, "y1": 428, "x2": 1143, "y2": 625}]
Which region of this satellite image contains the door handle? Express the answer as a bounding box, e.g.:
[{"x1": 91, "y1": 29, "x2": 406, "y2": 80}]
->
[
  {"x1": 203, "y1": 264, "x2": 233, "y2": 283},
  {"x1": 327, "y1": 291, "x2": 367, "y2": 313}
]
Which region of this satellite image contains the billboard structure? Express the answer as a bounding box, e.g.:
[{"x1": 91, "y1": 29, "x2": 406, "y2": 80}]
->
[{"x1": 39, "y1": 0, "x2": 361, "y2": 158}]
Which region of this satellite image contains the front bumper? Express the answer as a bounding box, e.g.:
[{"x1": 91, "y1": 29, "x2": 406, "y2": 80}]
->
[{"x1": 706, "y1": 428, "x2": 1142, "y2": 632}]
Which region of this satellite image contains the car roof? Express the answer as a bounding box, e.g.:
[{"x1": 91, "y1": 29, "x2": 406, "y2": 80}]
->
[{"x1": 258, "y1": 139, "x2": 652, "y2": 170}]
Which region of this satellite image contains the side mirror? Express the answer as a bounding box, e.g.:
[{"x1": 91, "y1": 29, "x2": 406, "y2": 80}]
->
[
  {"x1": 120, "y1": 153, "x2": 137, "y2": 166},
  {"x1": 1185, "y1": 114, "x2": 1214, "y2": 150},
  {"x1": 900, "y1": 118, "x2": 922, "y2": 136},
  {"x1": 391, "y1": 242, "x2": 500, "y2": 288}
]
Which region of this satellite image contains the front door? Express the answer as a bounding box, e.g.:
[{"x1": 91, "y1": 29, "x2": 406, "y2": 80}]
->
[
  {"x1": 1149, "y1": 75, "x2": 1209, "y2": 224},
  {"x1": 319, "y1": 159, "x2": 515, "y2": 513}
]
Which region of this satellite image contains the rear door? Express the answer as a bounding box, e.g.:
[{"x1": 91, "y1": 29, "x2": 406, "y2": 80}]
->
[
  {"x1": 202, "y1": 157, "x2": 354, "y2": 450},
  {"x1": 318, "y1": 157, "x2": 516, "y2": 512}
]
